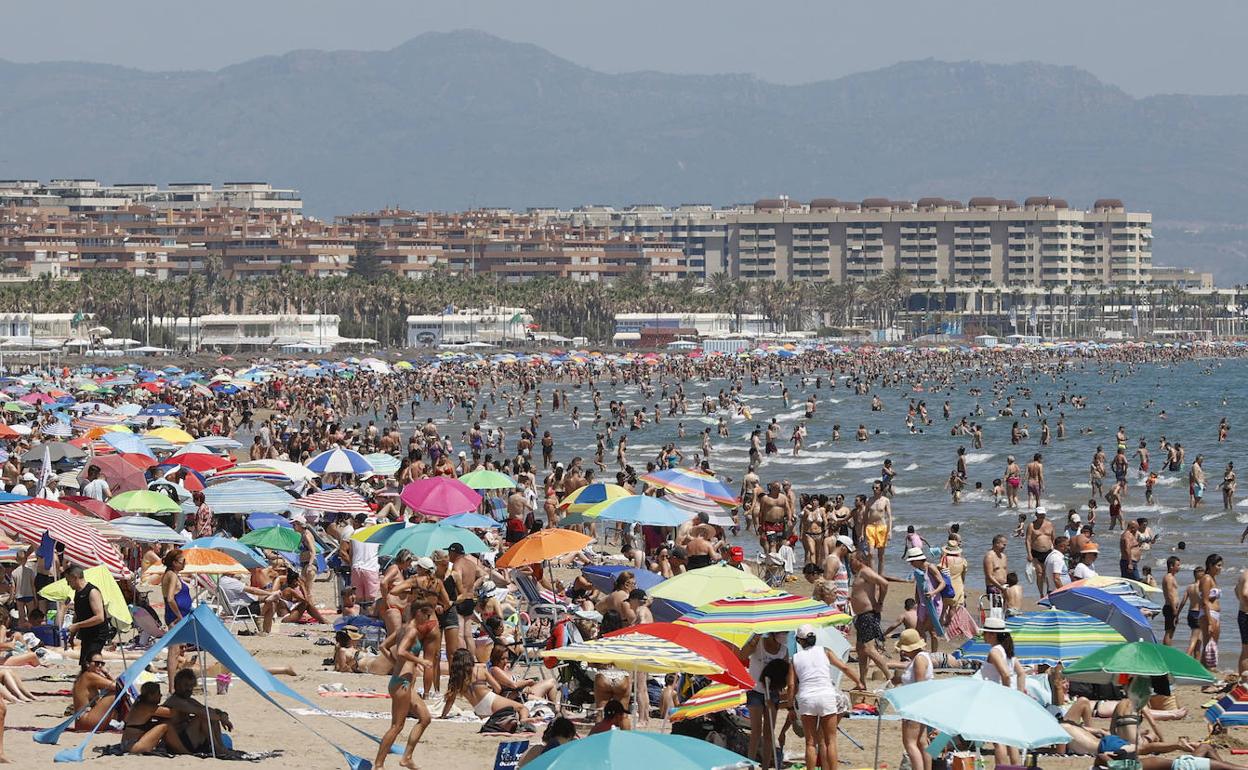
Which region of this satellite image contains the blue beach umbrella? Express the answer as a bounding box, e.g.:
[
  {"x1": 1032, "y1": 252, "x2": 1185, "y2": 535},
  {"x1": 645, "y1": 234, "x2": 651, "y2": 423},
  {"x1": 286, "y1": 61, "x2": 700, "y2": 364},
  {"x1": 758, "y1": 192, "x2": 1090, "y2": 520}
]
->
[
  {"x1": 583, "y1": 495, "x2": 692, "y2": 527},
  {"x1": 1047, "y1": 586, "x2": 1156, "y2": 643},
  {"x1": 524, "y1": 729, "x2": 752, "y2": 770},
  {"x1": 581, "y1": 565, "x2": 664, "y2": 593},
  {"x1": 101, "y1": 432, "x2": 156, "y2": 459},
  {"x1": 201, "y1": 480, "x2": 293, "y2": 515},
  {"x1": 883, "y1": 677, "x2": 1068, "y2": 749},
  {"x1": 439, "y1": 512, "x2": 503, "y2": 529}
]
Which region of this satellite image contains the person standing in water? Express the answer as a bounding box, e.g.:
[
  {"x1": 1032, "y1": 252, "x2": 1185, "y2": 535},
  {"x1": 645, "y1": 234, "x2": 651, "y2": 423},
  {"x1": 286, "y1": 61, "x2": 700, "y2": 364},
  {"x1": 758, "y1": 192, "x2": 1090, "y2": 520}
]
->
[{"x1": 1025, "y1": 453, "x2": 1045, "y2": 509}]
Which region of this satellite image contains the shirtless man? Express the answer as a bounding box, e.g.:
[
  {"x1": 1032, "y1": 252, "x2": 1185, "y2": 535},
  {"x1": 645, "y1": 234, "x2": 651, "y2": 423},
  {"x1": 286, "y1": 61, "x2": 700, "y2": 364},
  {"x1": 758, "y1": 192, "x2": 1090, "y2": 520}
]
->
[
  {"x1": 1236, "y1": 568, "x2": 1248, "y2": 674},
  {"x1": 507, "y1": 486, "x2": 536, "y2": 528},
  {"x1": 1026, "y1": 453, "x2": 1046, "y2": 508},
  {"x1": 863, "y1": 482, "x2": 893, "y2": 575},
  {"x1": 683, "y1": 513, "x2": 720, "y2": 570},
  {"x1": 983, "y1": 534, "x2": 1009, "y2": 602},
  {"x1": 1162, "y1": 556, "x2": 1182, "y2": 647},
  {"x1": 755, "y1": 482, "x2": 791, "y2": 555},
  {"x1": 1025, "y1": 508, "x2": 1055, "y2": 596},
  {"x1": 848, "y1": 549, "x2": 896, "y2": 684},
  {"x1": 447, "y1": 542, "x2": 481, "y2": 652},
  {"x1": 1189, "y1": 455, "x2": 1206, "y2": 509},
  {"x1": 1118, "y1": 520, "x2": 1142, "y2": 581}
]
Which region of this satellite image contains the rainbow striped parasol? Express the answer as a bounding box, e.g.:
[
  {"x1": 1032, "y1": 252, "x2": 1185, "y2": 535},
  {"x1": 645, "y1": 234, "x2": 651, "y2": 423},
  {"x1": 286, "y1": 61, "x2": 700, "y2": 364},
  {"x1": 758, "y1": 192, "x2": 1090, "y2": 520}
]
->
[
  {"x1": 676, "y1": 589, "x2": 851, "y2": 646},
  {"x1": 668, "y1": 683, "x2": 747, "y2": 723},
  {"x1": 558, "y1": 482, "x2": 631, "y2": 513},
  {"x1": 640, "y1": 468, "x2": 739, "y2": 506},
  {"x1": 956, "y1": 610, "x2": 1125, "y2": 666}
]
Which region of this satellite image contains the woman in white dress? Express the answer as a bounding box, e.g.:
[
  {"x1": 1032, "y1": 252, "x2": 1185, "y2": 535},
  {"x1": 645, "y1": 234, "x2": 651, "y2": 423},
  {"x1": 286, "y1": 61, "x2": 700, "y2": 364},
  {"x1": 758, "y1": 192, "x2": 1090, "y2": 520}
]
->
[{"x1": 787, "y1": 624, "x2": 863, "y2": 770}]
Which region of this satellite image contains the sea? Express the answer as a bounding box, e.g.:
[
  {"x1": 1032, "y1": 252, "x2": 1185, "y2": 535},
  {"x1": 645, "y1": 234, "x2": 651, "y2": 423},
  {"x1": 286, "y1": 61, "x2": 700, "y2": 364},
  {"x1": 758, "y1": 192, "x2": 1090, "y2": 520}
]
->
[{"x1": 393, "y1": 355, "x2": 1248, "y2": 647}]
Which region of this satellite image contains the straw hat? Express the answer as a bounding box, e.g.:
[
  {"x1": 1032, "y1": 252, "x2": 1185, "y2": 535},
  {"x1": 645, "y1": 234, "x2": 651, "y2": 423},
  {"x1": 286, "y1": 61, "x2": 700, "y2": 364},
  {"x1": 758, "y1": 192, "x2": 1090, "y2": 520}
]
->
[
  {"x1": 903, "y1": 546, "x2": 926, "y2": 562},
  {"x1": 341, "y1": 625, "x2": 364, "y2": 640},
  {"x1": 982, "y1": 616, "x2": 1011, "y2": 634},
  {"x1": 897, "y1": 628, "x2": 926, "y2": 652},
  {"x1": 1081, "y1": 543, "x2": 1100, "y2": 555},
  {"x1": 942, "y1": 541, "x2": 962, "y2": 556}
]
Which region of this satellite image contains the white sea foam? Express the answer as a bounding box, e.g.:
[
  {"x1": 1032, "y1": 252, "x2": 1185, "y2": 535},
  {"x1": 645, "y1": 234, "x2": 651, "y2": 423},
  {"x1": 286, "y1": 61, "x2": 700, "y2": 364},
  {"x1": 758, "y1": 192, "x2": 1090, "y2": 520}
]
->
[{"x1": 962, "y1": 452, "x2": 995, "y2": 464}]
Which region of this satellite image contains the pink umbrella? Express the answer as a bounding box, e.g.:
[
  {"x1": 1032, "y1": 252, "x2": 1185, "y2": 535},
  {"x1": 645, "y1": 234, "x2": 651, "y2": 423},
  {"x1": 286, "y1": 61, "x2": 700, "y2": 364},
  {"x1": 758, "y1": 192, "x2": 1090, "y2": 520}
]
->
[
  {"x1": 19, "y1": 393, "x2": 56, "y2": 405},
  {"x1": 400, "y1": 477, "x2": 483, "y2": 518}
]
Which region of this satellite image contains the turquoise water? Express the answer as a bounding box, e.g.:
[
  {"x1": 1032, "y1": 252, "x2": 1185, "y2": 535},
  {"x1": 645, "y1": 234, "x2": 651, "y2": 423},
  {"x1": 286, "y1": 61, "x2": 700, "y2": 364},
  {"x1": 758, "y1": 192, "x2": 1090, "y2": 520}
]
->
[{"x1": 402, "y1": 356, "x2": 1247, "y2": 644}]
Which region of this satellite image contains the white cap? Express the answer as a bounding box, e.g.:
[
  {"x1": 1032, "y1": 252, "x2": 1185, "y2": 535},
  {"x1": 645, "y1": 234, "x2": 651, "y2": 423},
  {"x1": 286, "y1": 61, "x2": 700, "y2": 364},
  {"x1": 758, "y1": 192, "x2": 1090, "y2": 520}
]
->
[
  {"x1": 1070, "y1": 513, "x2": 1082, "y2": 523},
  {"x1": 415, "y1": 557, "x2": 435, "y2": 571},
  {"x1": 796, "y1": 623, "x2": 817, "y2": 639},
  {"x1": 835, "y1": 535, "x2": 854, "y2": 551},
  {"x1": 289, "y1": 513, "x2": 307, "y2": 524},
  {"x1": 1034, "y1": 506, "x2": 1047, "y2": 516}
]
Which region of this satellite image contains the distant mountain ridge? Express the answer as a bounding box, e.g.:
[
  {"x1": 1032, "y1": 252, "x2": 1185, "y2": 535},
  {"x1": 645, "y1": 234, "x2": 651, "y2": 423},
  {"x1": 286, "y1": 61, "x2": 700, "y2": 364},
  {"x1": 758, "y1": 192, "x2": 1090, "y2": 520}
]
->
[{"x1": 2, "y1": 30, "x2": 1247, "y2": 279}]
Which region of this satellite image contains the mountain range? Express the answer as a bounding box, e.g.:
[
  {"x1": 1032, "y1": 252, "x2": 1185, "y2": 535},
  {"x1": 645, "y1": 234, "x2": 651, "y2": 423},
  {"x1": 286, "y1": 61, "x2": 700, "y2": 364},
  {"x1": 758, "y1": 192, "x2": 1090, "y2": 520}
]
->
[{"x1": 1, "y1": 30, "x2": 1247, "y2": 281}]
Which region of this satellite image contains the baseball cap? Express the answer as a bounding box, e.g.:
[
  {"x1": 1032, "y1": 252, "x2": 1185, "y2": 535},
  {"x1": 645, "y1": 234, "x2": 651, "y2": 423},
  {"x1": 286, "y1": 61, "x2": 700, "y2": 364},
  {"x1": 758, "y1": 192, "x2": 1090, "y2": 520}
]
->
[
  {"x1": 1034, "y1": 506, "x2": 1047, "y2": 517},
  {"x1": 447, "y1": 542, "x2": 466, "y2": 555},
  {"x1": 796, "y1": 623, "x2": 816, "y2": 640},
  {"x1": 1070, "y1": 513, "x2": 1082, "y2": 524},
  {"x1": 835, "y1": 535, "x2": 854, "y2": 551}
]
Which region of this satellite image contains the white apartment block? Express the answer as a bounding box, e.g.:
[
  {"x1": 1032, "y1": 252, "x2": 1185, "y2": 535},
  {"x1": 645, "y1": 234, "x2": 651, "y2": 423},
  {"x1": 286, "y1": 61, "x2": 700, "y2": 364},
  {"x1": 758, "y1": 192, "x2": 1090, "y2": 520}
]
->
[{"x1": 0, "y1": 180, "x2": 302, "y2": 218}]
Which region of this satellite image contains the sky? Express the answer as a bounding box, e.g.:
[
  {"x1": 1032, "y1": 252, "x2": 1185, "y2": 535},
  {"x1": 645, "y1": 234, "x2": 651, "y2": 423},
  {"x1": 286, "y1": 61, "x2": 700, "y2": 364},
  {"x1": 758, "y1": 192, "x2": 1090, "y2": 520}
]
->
[{"x1": 4, "y1": 0, "x2": 1245, "y2": 96}]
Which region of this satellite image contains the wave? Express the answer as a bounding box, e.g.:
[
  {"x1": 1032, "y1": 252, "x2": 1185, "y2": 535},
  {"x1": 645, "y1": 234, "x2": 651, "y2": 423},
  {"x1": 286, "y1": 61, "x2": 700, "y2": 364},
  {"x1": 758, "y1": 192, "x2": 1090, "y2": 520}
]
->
[
  {"x1": 962, "y1": 452, "x2": 995, "y2": 464},
  {"x1": 820, "y1": 450, "x2": 889, "y2": 460},
  {"x1": 904, "y1": 463, "x2": 920, "y2": 471},
  {"x1": 843, "y1": 458, "x2": 882, "y2": 469}
]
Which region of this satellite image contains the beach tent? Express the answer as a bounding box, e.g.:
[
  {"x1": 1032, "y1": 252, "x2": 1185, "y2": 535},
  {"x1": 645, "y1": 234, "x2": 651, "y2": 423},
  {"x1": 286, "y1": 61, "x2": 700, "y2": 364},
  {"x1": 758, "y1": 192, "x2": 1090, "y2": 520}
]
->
[
  {"x1": 41, "y1": 603, "x2": 388, "y2": 769},
  {"x1": 37, "y1": 564, "x2": 133, "y2": 629}
]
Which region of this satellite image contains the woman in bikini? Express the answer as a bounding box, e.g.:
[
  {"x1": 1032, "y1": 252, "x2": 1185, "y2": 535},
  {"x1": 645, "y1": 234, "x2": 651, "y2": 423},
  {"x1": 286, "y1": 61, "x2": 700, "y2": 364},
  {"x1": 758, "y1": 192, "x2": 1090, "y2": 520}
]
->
[
  {"x1": 72, "y1": 654, "x2": 119, "y2": 731},
  {"x1": 374, "y1": 600, "x2": 434, "y2": 770},
  {"x1": 333, "y1": 626, "x2": 391, "y2": 675},
  {"x1": 487, "y1": 645, "x2": 559, "y2": 709},
  {"x1": 441, "y1": 648, "x2": 529, "y2": 722},
  {"x1": 379, "y1": 550, "x2": 415, "y2": 638},
  {"x1": 120, "y1": 682, "x2": 171, "y2": 755},
  {"x1": 1199, "y1": 554, "x2": 1224, "y2": 669}
]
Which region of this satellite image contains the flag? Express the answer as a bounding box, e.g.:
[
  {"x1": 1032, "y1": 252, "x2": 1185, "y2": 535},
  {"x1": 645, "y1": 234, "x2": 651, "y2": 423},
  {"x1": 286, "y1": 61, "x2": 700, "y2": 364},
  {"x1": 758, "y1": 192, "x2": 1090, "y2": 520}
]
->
[
  {"x1": 71, "y1": 312, "x2": 84, "y2": 328},
  {"x1": 509, "y1": 312, "x2": 523, "y2": 324},
  {"x1": 1010, "y1": 305, "x2": 1018, "y2": 329},
  {"x1": 1132, "y1": 304, "x2": 1140, "y2": 328},
  {"x1": 1029, "y1": 305, "x2": 1038, "y2": 328},
  {"x1": 37, "y1": 531, "x2": 56, "y2": 571}
]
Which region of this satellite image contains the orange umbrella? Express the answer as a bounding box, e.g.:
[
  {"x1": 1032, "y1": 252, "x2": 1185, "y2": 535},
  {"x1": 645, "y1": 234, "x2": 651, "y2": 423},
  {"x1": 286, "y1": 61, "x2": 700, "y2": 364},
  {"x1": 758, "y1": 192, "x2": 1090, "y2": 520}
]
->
[
  {"x1": 496, "y1": 528, "x2": 593, "y2": 568},
  {"x1": 141, "y1": 547, "x2": 247, "y2": 583}
]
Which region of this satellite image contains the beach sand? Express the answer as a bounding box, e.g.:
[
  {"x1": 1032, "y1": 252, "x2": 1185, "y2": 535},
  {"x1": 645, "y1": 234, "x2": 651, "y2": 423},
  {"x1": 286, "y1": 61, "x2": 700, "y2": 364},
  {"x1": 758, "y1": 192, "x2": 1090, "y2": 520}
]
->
[{"x1": 5, "y1": 568, "x2": 1238, "y2": 770}]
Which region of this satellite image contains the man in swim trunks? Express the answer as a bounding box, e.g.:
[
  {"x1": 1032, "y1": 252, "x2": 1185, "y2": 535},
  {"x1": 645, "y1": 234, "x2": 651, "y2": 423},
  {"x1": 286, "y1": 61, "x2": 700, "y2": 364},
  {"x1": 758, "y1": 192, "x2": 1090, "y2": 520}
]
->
[
  {"x1": 848, "y1": 549, "x2": 896, "y2": 685},
  {"x1": 983, "y1": 534, "x2": 1009, "y2": 599},
  {"x1": 1025, "y1": 453, "x2": 1045, "y2": 509},
  {"x1": 864, "y1": 482, "x2": 892, "y2": 575},
  {"x1": 448, "y1": 542, "x2": 481, "y2": 653},
  {"x1": 1236, "y1": 567, "x2": 1248, "y2": 675},
  {"x1": 1024, "y1": 507, "x2": 1055, "y2": 596},
  {"x1": 755, "y1": 482, "x2": 791, "y2": 555}
]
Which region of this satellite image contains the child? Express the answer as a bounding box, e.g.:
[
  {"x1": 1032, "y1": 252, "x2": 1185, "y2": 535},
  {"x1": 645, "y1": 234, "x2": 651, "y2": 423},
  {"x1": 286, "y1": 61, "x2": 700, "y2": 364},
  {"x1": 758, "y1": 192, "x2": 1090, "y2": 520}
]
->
[
  {"x1": 1145, "y1": 472, "x2": 1158, "y2": 505},
  {"x1": 775, "y1": 535, "x2": 797, "y2": 576},
  {"x1": 992, "y1": 478, "x2": 1005, "y2": 507},
  {"x1": 1105, "y1": 488, "x2": 1123, "y2": 531},
  {"x1": 1086, "y1": 498, "x2": 1098, "y2": 528},
  {"x1": 883, "y1": 598, "x2": 918, "y2": 637},
  {"x1": 1012, "y1": 513, "x2": 1027, "y2": 538},
  {"x1": 947, "y1": 470, "x2": 965, "y2": 504},
  {"x1": 1004, "y1": 571, "x2": 1024, "y2": 616},
  {"x1": 1140, "y1": 565, "x2": 1156, "y2": 588}
]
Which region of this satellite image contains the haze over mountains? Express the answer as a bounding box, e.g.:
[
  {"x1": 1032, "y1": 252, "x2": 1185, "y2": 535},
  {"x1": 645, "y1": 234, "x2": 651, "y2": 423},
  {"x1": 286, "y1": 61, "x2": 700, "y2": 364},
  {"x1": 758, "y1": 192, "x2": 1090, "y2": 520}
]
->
[{"x1": 1, "y1": 30, "x2": 1246, "y2": 280}]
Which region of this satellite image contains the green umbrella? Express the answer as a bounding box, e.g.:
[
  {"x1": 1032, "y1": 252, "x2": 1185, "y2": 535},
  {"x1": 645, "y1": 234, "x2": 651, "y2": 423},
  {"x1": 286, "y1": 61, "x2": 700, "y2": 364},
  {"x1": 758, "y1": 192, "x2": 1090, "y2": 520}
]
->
[
  {"x1": 108, "y1": 490, "x2": 182, "y2": 515},
  {"x1": 239, "y1": 526, "x2": 305, "y2": 552},
  {"x1": 1065, "y1": 641, "x2": 1215, "y2": 684},
  {"x1": 379, "y1": 523, "x2": 488, "y2": 558},
  {"x1": 458, "y1": 469, "x2": 517, "y2": 490}
]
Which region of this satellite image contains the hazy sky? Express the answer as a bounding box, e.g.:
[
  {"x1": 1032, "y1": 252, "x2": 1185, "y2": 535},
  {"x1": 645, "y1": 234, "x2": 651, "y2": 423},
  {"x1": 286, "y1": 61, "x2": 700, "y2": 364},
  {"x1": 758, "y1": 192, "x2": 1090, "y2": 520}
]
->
[{"x1": 4, "y1": 0, "x2": 1245, "y2": 96}]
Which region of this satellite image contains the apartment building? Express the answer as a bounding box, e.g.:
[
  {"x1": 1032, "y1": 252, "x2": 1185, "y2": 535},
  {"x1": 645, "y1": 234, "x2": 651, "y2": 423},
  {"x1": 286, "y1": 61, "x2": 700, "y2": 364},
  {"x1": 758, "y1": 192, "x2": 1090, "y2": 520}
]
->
[{"x1": 0, "y1": 180, "x2": 302, "y2": 218}]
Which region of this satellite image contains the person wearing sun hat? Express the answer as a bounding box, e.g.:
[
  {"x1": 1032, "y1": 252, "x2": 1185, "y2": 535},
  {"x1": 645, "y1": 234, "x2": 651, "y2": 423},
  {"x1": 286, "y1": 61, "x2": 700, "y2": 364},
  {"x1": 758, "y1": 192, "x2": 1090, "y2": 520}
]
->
[
  {"x1": 1072, "y1": 541, "x2": 1100, "y2": 580},
  {"x1": 980, "y1": 615, "x2": 1027, "y2": 765},
  {"x1": 905, "y1": 546, "x2": 947, "y2": 652},
  {"x1": 896, "y1": 628, "x2": 933, "y2": 770},
  {"x1": 789, "y1": 624, "x2": 862, "y2": 770}
]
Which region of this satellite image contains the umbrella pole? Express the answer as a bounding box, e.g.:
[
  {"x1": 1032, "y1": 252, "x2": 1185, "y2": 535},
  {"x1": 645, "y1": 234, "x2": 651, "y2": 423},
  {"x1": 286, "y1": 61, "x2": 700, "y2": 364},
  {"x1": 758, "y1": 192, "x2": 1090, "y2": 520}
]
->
[
  {"x1": 872, "y1": 711, "x2": 882, "y2": 769},
  {"x1": 762, "y1": 674, "x2": 779, "y2": 770}
]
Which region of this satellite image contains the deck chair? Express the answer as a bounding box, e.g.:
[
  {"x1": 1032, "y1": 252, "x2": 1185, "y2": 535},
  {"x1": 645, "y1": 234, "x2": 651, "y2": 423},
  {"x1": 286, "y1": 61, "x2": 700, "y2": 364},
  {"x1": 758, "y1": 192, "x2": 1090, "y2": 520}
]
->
[
  {"x1": 198, "y1": 577, "x2": 261, "y2": 634},
  {"x1": 128, "y1": 604, "x2": 165, "y2": 647},
  {"x1": 511, "y1": 574, "x2": 566, "y2": 676}
]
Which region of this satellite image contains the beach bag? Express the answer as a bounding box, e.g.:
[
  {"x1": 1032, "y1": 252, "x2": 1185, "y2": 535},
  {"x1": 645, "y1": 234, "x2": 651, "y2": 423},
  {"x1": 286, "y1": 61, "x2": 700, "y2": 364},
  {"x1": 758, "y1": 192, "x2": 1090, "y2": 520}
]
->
[
  {"x1": 937, "y1": 557, "x2": 956, "y2": 600},
  {"x1": 480, "y1": 706, "x2": 521, "y2": 734}
]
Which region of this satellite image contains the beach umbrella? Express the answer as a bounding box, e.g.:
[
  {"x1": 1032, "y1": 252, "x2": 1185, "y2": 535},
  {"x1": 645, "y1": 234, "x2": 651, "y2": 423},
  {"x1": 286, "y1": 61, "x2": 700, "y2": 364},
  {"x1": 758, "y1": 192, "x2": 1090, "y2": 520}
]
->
[
  {"x1": 100, "y1": 432, "x2": 156, "y2": 459},
  {"x1": 1064, "y1": 641, "x2": 1215, "y2": 685},
  {"x1": 161, "y1": 453, "x2": 234, "y2": 473},
  {"x1": 1047, "y1": 586, "x2": 1155, "y2": 643},
  {"x1": 1044, "y1": 578, "x2": 1161, "y2": 612},
  {"x1": 378, "y1": 523, "x2": 489, "y2": 558},
  {"x1": 558, "y1": 482, "x2": 630, "y2": 513},
  {"x1": 185, "y1": 436, "x2": 242, "y2": 452},
  {"x1": 108, "y1": 490, "x2": 182, "y2": 516},
  {"x1": 106, "y1": 516, "x2": 188, "y2": 544},
  {"x1": 246, "y1": 512, "x2": 290, "y2": 531},
  {"x1": 21, "y1": 442, "x2": 84, "y2": 463},
  {"x1": 146, "y1": 426, "x2": 194, "y2": 445},
  {"x1": 0, "y1": 491, "x2": 29, "y2": 504},
  {"x1": 244, "y1": 459, "x2": 320, "y2": 482},
  {"x1": 648, "y1": 562, "x2": 770, "y2": 607},
  {"x1": 400, "y1": 476, "x2": 482, "y2": 518},
  {"x1": 138, "y1": 403, "x2": 180, "y2": 417},
  {"x1": 955, "y1": 610, "x2": 1126, "y2": 666},
  {"x1": 60, "y1": 495, "x2": 120, "y2": 521},
  {"x1": 440, "y1": 512, "x2": 503, "y2": 529},
  {"x1": 78, "y1": 455, "x2": 147, "y2": 494},
  {"x1": 603, "y1": 622, "x2": 753, "y2": 689},
  {"x1": 666, "y1": 491, "x2": 736, "y2": 527},
  {"x1": 202, "y1": 479, "x2": 293, "y2": 514},
  {"x1": 362, "y1": 453, "x2": 400, "y2": 476},
  {"x1": 640, "y1": 468, "x2": 739, "y2": 505},
  {"x1": 676, "y1": 589, "x2": 851, "y2": 646},
  {"x1": 1057, "y1": 575, "x2": 1162, "y2": 596},
  {"x1": 351, "y1": 521, "x2": 404, "y2": 543},
  {"x1": 545, "y1": 633, "x2": 739, "y2": 678},
  {"x1": 581, "y1": 565, "x2": 664, "y2": 593},
  {"x1": 521, "y1": 729, "x2": 751, "y2": 770},
  {"x1": 41, "y1": 421, "x2": 73, "y2": 439},
  {"x1": 291, "y1": 488, "x2": 372, "y2": 516},
  {"x1": 239, "y1": 525, "x2": 307, "y2": 552},
  {"x1": 667, "y1": 683, "x2": 747, "y2": 723},
  {"x1": 208, "y1": 464, "x2": 295, "y2": 486},
  {"x1": 142, "y1": 548, "x2": 246, "y2": 582},
  {"x1": 582, "y1": 495, "x2": 691, "y2": 527},
  {"x1": 182, "y1": 536, "x2": 267, "y2": 569},
  {"x1": 882, "y1": 677, "x2": 1068, "y2": 749},
  {"x1": 457, "y1": 469, "x2": 517, "y2": 490},
  {"x1": 305, "y1": 447, "x2": 373, "y2": 475},
  {"x1": 0, "y1": 499, "x2": 128, "y2": 576},
  {"x1": 496, "y1": 528, "x2": 592, "y2": 568}
]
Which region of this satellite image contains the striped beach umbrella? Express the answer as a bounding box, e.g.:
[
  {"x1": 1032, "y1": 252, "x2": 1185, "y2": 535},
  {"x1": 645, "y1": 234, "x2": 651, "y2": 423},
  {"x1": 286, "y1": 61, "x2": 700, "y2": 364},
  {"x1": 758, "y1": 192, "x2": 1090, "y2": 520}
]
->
[
  {"x1": 559, "y1": 482, "x2": 630, "y2": 513},
  {"x1": 666, "y1": 491, "x2": 736, "y2": 527},
  {"x1": 305, "y1": 448, "x2": 373, "y2": 475},
  {"x1": 955, "y1": 610, "x2": 1126, "y2": 666},
  {"x1": 1206, "y1": 684, "x2": 1248, "y2": 728},
  {"x1": 363, "y1": 453, "x2": 401, "y2": 476},
  {"x1": 42, "y1": 421, "x2": 72, "y2": 438},
  {"x1": 292, "y1": 488, "x2": 372, "y2": 516},
  {"x1": 676, "y1": 589, "x2": 851, "y2": 646},
  {"x1": 0, "y1": 499, "x2": 128, "y2": 576},
  {"x1": 107, "y1": 515, "x2": 188, "y2": 544},
  {"x1": 545, "y1": 633, "x2": 732, "y2": 677},
  {"x1": 640, "y1": 468, "x2": 739, "y2": 506},
  {"x1": 201, "y1": 479, "x2": 293, "y2": 514},
  {"x1": 208, "y1": 465, "x2": 293, "y2": 486},
  {"x1": 668, "y1": 683, "x2": 747, "y2": 723}
]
